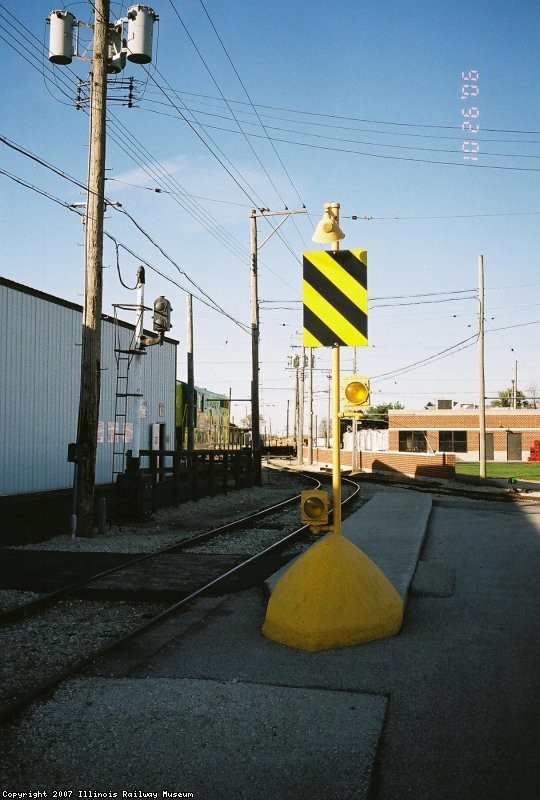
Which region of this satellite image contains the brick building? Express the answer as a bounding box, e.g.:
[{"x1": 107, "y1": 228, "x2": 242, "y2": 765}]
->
[{"x1": 388, "y1": 406, "x2": 540, "y2": 462}]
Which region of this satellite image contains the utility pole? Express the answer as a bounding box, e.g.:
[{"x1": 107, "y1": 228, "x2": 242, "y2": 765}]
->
[
  {"x1": 186, "y1": 294, "x2": 195, "y2": 451},
  {"x1": 250, "y1": 211, "x2": 261, "y2": 484},
  {"x1": 351, "y1": 346, "x2": 358, "y2": 471},
  {"x1": 291, "y1": 354, "x2": 300, "y2": 454},
  {"x1": 298, "y1": 347, "x2": 306, "y2": 466},
  {"x1": 249, "y1": 207, "x2": 306, "y2": 484},
  {"x1": 478, "y1": 255, "x2": 486, "y2": 480},
  {"x1": 327, "y1": 371, "x2": 332, "y2": 448},
  {"x1": 307, "y1": 349, "x2": 314, "y2": 465},
  {"x1": 50, "y1": 4, "x2": 159, "y2": 535},
  {"x1": 76, "y1": 0, "x2": 109, "y2": 536}
]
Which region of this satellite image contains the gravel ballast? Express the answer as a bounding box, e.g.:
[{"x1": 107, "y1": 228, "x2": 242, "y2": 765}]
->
[{"x1": 0, "y1": 467, "x2": 339, "y2": 707}]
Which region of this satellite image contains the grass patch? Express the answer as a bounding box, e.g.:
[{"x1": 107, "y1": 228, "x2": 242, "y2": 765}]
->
[{"x1": 455, "y1": 462, "x2": 540, "y2": 480}]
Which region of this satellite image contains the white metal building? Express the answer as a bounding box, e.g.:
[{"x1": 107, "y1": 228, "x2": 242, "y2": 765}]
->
[{"x1": 0, "y1": 277, "x2": 177, "y2": 497}]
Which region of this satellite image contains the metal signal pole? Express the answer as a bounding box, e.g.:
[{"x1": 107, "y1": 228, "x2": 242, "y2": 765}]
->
[{"x1": 75, "y1": 0, "x2": 109, "y2": 536}]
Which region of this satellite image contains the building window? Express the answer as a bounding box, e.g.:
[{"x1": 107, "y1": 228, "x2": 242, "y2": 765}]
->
[
  {"x1": 439, "y1": 430, "x2": 467, "y2": 453},
  {"x1": 398, "y1": 430, "x2": 427, "y2": 452}
]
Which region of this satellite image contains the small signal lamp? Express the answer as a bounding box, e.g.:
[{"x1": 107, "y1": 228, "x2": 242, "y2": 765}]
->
[{"x1": 300, "y1": 489, "x2": 330, "y2": 526}]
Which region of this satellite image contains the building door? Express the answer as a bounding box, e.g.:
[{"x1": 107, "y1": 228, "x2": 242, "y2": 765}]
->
[
  {"x1": 507, "y1": 432, "x2": 522, "y2": 461},
  {"x1": 486, "y1": 433, "x2": 494, "y2": 461}
]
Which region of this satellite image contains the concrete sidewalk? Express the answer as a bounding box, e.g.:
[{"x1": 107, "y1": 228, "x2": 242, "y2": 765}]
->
[
  {"x1": 266, "y1": 489, "x2": 432, "y2": 599},
  {"x1": 2, "y1": 486, "x2": 538, "y2": 799},
  {"x1": 0, "y1": 487, "x2": 430, "y2": 798}
]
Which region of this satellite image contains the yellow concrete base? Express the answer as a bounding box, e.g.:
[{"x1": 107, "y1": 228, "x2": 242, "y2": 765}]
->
[{"x1": 262, "y1": 534, "x2": 404, "y2": 651}]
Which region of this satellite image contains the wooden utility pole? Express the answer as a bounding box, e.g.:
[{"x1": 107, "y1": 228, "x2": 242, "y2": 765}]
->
[
  {"x1": 186, "y1": 293, "x2": 195, "y2": 451},
  {"x1": 307, "y1": 348, "x2": 314, "y2": 465},
  {"x1": 250, "y1": 207, "x2": 306, "y2": 483},
  {"x1": 478, "y1": 255, "x2": 486, "y2": 480},
  {"x1": 250, "y1": 211, "x2": 262, "y2": 484},
  {"x1": 75, "y1": 0, "x2": 109, "y2": 536}
]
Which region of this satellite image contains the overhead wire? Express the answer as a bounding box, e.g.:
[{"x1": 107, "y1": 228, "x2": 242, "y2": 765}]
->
[
  {"x1": 0, "y1": 4, "x2": 255, "y2": 267},
  {"x1": 105, "y1": 110, "x2": 250, "y2": 262},
  {"x1": 372, "y1": 334, "x2": 479, "y2": 380},
  {"x1": 138, "y1": 95, "x2": 540, "y2": 161},
  {"x1": 0, "y1": 143, "x2": 251, "y2": 333},
  {"x1": 133, "y1": 2, "x2": 307, "y2": 259},
  {"x1": 165, "y1": 0, "x2": 292, "y2": 211},
  {"x1": 110, "y1": 202, "x2": 251, "y2": 328},
  {"x1": 140, "y1": 88, "x2": 540, "y2": 145},
  {"x1": 140, "y1": 85, "x2": 540, "y2": 138},
  {"x1": 346, "y1": 211, "x2": 540, "y2": 221},
  {"x1": 195, "y1": 0, "x2": 308, "y2": 213},
  {"x1": 136, "y1": 99, "x2": 540, "y2": 172},
  {"x1": 135, "y1": 62, "x2": 304, "y2": 263},
  {"x1": 105, "y1": 176, "x2": 252, "y2": 206}
]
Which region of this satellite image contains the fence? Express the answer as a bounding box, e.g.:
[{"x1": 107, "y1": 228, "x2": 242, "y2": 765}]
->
[{"x1": 116, "y1": 448, "x2": 256, "y2": 520}]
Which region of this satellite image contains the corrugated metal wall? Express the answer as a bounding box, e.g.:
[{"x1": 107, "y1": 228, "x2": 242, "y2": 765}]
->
[{"x1": 0, "y1": 279, "x2": 177, "y2": 496}]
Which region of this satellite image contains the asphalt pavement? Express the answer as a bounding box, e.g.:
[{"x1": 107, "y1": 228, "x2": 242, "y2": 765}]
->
[{"x1": 1, "y1": 482, "x2": 539, "y2": 799}]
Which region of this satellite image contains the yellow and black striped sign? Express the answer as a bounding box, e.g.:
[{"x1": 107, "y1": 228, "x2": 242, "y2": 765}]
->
[{"x1": 303, "y1": 249, "x2": 368, "y2": 347}]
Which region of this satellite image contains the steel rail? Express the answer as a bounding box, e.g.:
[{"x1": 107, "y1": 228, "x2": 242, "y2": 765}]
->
[
  {"x1": 0, "y1": 476, "x2": 359, "y2": 724},
  {"x1": 0, "y1": 473, "x2": 321, "y2": 628}
]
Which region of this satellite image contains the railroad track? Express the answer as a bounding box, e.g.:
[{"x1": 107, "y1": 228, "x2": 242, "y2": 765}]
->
[
  {"x1": 348, "y1": 471, "x2": 539, "y2": 503},
  {"x1": 0, "y1": 473, "x2": 360, "y2": 723}
]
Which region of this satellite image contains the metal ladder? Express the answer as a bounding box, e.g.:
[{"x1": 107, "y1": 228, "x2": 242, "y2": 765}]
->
[{"x1": 111, "y1": 310, "x2": 143, "y2": 482}]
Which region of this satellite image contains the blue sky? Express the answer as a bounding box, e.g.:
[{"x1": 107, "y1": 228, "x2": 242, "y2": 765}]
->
[{"x1": 1, "y1": 1, "x2": 539, "y2": 434}]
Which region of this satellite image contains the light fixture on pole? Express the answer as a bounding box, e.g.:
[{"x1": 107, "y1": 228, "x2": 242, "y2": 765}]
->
[
  {"x1": 263, "y1": 206, "x2": 403, "y2": 651},
  {"x1": 311, "y1": 202, "x2": 345, "y2": 245}
]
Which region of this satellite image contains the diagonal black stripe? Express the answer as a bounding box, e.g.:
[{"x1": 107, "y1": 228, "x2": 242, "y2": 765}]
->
[
  {"x1": 303, "y1": 257, "x2": 368, "y2": 336},
  {"x1": 304, "y1": 306, "x2": 347, "y2": 347},
  {"x1": 334, "y1": 250, "x2": 367, "y2": 287}
]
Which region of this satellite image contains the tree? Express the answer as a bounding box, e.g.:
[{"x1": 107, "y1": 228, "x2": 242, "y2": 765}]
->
[
  {"x1": 491, "y1": 388, "x2": 528, "y2": 408},
  {"x1": 358, "y1": 402, "x2": 404, "y2": 429},
  {"x1": 318, "y1": 418, "x2": 331, "y2": 437}
]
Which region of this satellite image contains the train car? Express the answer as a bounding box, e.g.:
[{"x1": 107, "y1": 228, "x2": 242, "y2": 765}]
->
[{"x1": 176, "y1": 381, "x2": 246, "y2": 449}]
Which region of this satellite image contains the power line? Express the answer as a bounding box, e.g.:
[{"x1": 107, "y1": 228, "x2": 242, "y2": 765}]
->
[
  {"x1": 0, "y1": 7, "x2": 256, "y2": 266},
  {"x1": 372, "y1": 334, "x2": 479, "y2": 380},
  {"x1": 347, "y1": 211, "x2": 540, "y2": 221},
  {"x1": 141, "y1": 85, "x2": 540, "y2": 137},
  {"x1": 136, "y1": 65, "x2": 306, "y2": 261},
  {"x1": 105, "y1": 176, "x2": 252, "y2": 206},
  {"x1": 0, "y1": 159, "x2": 251, "y2": 333},
  {"x1": 140, "y1": 87, "x2": 540, "y2": 145},
  {"x1": 195, "y1": 0, "x2": 307, "y2": 211},
  {"x1": 111, "y1": 203, "x2": 251, "y2": 329},
  {"x1": 137, "y1": 101, "x2": 540, "y2": 173},
  {"x1": 139, "y1": 96, "x2": 540, "y2": 160}
]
